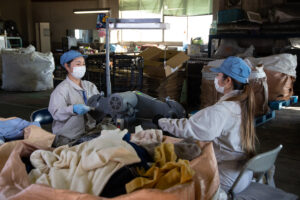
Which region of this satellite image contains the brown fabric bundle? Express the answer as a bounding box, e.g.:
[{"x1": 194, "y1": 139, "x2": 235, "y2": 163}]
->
[
  {"x1": 265, "y1": 69, "x2": 295, "y2": 101},
  {"x1": 249, "y1": 77, "x2": 269, "y2": 117},
  {"x1": 200, "y1": 66, "x2": 269, "y2": 117},
  {"x1": 0, "y1": 135, "x2": 219, "y2": 200},
  {"x1": 157, "y1": 68, "x2": 186, "y2": 102},
  {"x1": 200, "y1": 66, "x2": 223, "y2": 109},
  {"x1": 249, "y1": 66, "x2": 269, "y2": 117}
]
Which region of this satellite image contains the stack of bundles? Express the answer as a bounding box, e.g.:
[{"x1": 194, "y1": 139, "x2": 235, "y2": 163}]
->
[
  {"x1": 200, "y1": 59, "x2": 269, "y2": 117},
  {"x1": 247, "y1": 62, "x2": 269, "y2": 117},
  {"x1": 156, "y1": 67, "x2": 186, "y2": 102},
  {"x1": 246, "y1": 54, "x2": 297, "y2": 101},
  {"x1": 142, "y1": 75, "x2": 162, "y2": 98},
  {"x1": 1, "y1": 45, "x2": 55, "y2": 91},
  {"x1": 200, "y1": 65, "x2": 223, "y2": 109}
]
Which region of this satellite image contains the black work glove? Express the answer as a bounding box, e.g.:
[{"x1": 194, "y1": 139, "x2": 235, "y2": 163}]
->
[
  {"x1": 152, "y1": 114, "x2": 164, "y2": 127},
  {"x1": 87, "y1": 94, "x2": 102, "y2": 109}
]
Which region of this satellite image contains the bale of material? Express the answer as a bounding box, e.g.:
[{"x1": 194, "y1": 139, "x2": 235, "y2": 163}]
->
[
  {"x1": 200, "y1": 65, "x2": 269, "y2": 117},
  {"x1": 200, "y1": 66, "x2": 223, "y2": 109},
  {"x1": 156, "y1": 68, "x2": 186, "y2": 102},
  {"x1": 265, "y1": 69, "x2": 295, "y2": 101}
]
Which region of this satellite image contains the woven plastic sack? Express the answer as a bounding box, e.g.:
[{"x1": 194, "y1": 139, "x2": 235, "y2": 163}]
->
[
  {"x1": 1, "y1": 45, "x2": 54, "y2": 91},
  {"x1": 200, "y1": 65, "x2": 223, "y2": 109},
  {"x1": 201, "y1": 59, "x2": 269, "y2": 117},
  {"x1": 246, "y1": 54, "x2": 297, "y2": 101}
]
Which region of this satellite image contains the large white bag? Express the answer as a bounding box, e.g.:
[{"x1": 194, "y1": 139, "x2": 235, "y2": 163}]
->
[
  {"x1": 1, "y1": 45, "x2": 55, "y2": 91},
  {"x1": 246, "y1": 54, "x2": 297, "y2": 101}
]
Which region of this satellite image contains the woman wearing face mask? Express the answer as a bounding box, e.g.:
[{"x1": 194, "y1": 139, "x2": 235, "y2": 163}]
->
[
  {"x1": 157, "y1": 56, "x2": 256, "y2": 193},
  {"x1": 49, "y1": 50, "x2": 99, "y2": 145}
]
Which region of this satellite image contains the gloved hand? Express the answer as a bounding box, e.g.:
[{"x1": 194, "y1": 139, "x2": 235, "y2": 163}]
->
[
  {"x1": 152, "y1": 114, "x2": 164, "y2": 127},
  {"x1": 73, "y1": 104, "x2": 91, "y2": 115},
  {"x1": 87, "y1": 94, "x2": 102, "y2": 108}
]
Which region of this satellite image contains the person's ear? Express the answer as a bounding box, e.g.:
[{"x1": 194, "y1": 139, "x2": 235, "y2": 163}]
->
[
  {"x1": 64, "y1": 63, "x2": 72, "y2": 73},
  {"x1": 225, "y1": 77, "x2": 233, "y2": 89}
]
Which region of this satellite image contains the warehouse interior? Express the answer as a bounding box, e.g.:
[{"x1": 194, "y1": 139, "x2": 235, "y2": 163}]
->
[{"x1": 0, "y1": 0, "x2": 299, "y2": 199}]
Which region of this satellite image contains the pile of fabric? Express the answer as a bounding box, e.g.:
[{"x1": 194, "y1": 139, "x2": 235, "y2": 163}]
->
[
  {"x1": 0, "y1": 121, "x2": 220, "y2": 200},
  {"x1": 0, "y1": 117, "x2": 41, "y2": 145}
]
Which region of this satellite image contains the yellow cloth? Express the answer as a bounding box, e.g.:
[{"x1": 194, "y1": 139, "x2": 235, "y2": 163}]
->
[
  {"x1": 28, "y1": 129, "x2": 140, "y2": 196},
  {"x1": 125, "y1": 143, "x2": 194, "y2": 193}
]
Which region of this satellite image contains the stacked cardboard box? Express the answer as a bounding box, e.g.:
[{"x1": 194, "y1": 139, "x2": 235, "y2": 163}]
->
[
  {"x1": 156, "y1": 67, "x2": 186, "y2": 102},
  {"x1": 139, "y1": 47, "x2": 189, "y2": 101}
]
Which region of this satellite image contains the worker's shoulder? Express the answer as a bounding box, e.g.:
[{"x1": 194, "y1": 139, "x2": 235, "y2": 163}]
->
[
  {"x1": 215, "y1": 100, "x2": 241, "y2": 114},
  {"x1": 51, "y1": 79, "x2": 69, "y2": 95},
  {"x1": 81, "y1": 80, "x2": 97, "y2": 88}
]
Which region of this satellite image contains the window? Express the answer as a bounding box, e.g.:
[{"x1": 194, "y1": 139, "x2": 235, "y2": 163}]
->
[
  {"x1": 110, "y1": 11, "x2": 212, "y2": 44},
  {"x1": 119, "y1": 10, "x2": 163, "y2": 42},
  {"x1": 187, "y1": 15, "x2": 213, "y2": 44},
  {"x1": 164, "y1": 16, "x2": 187, "y2": 42}
]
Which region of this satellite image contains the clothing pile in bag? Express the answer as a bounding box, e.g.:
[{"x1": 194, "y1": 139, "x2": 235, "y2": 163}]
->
[
  {"x1": 0, "y1": 123, "x2": 220, "y2": 200},
  {"x1": 0, "y1": 117, "x2": 40, "y2": 145}
]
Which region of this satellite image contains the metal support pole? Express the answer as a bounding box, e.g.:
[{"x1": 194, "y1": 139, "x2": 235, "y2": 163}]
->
[{"x1": 105, "y1": 18, "x2": 112, "y2": 96}]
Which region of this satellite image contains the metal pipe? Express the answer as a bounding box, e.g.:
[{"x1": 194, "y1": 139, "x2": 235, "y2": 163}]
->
[{"x1": 105, "y1": 18, "x2": 112, "y2": 96}]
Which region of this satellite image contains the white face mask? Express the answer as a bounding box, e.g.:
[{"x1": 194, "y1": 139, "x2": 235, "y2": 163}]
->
[
  {"x1": 214, "y1": 77, "x2": 224, "y2": 94},
  {"x1": 71, "y1": 66, "x2": 86, "y2": 79}
]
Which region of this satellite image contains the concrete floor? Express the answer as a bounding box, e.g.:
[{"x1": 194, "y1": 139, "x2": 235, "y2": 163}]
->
[{"x1": 0, "y1": 89, "x2": 299, "y2": 197}]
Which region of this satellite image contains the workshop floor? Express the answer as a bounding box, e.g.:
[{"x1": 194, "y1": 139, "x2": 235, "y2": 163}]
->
[{"x1": 0, "y1": 89, "x2": 299, "y2": 197}]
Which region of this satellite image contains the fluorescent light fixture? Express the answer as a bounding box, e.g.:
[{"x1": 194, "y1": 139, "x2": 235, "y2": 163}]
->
[
  {"x1": 73, "y1": 8, "x2": 110, "y2": 14},
  {"x1": 109, "y1": 23, "x2": 169, "y2": 29}
]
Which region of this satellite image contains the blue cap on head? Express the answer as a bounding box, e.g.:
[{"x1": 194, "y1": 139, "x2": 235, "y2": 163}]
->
[
  {"x1": 60, "y1": 50, "x2": 87, "y2": 67},
  {"x1": 210, "y1": 56, "x2": 251, "y2": 84}
]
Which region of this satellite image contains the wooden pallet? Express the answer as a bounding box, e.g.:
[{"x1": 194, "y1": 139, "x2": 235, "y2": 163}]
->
[
  {"x1": 269, "y1": 96, "x2": 298, "y2": 110},
  {"x1": 255, "y1": 110, "x2": 276, "y2": 127}
]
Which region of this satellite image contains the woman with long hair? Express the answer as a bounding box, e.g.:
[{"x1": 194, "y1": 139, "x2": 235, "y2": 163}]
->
[{"x1": 157, "y1": 56, "x2": 256, "y2": 193}]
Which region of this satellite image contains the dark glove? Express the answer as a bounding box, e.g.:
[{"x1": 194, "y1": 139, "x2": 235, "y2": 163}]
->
[
  {"x1": 87, "y1": 94, "x2": 102, "y2": 109},
  {"x1": 152, "y1": 114, "x2": 164, "y2": 127}
]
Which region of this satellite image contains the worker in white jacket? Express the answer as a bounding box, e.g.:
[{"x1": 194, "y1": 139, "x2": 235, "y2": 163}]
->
[
  {"x1": 49, "y1": 50, "x2": 99, "y2": 145},
  {"x1": 158, "y1": 56, "x2": 256, "y2": 193}
]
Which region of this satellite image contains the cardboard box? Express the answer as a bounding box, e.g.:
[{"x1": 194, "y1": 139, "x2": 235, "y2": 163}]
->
[{"x1": 139, "y1": 47, "x2": 189, "y2": 79}]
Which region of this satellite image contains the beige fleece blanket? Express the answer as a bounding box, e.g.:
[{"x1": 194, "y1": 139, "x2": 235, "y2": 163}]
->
[{"x1": 28, "y1": 129, "x2": 141, "y2": 196}]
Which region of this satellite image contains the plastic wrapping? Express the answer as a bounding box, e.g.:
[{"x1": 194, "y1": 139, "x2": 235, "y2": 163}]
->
[
  {"x1": 1, "y1": 45, "x2": 55, "y2": 91},
  {"x1": 213, "y1": 39, "x2": 254, "y2": 59},
  {"x1": 246, "y1": 54, "x2": 297, "y2": 101},
  {"x1": 246, "y1": 54, "x2": 297, "y2": 78}
]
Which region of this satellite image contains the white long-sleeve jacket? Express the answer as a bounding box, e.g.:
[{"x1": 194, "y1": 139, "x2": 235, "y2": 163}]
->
[
  {"x1": 158, "y1": 90, "x2": 252, "y2": 192},
  {"x1": 48, "y1": 76, "x2": 99, "y2": 140}
]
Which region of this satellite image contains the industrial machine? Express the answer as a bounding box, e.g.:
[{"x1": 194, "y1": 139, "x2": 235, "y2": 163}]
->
[{"x1": 88, "y1": 91, "x2": 186, "y2": 131}]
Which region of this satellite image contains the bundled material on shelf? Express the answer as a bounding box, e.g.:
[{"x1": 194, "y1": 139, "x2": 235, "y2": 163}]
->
[
  {"x1": 142, "y1": 75, "x2": 162, "y2": 97},
  {"x1": 246, "y1": 54, "x2": 297, "y2": 101},
  {"x1": 200, "y1": 59, "x2": 269, "y2": 117},
  {"x1": 156, "y1": 67, "x2": 186, "y2": 102},
  {"x1": 1, "y1": 45, "x2": 55, "y2": 91},
  {"x1": 139, "y1": 47, "x2": 189, "y2": 79},
  {"x1": 200, "y1": 66, "x2": 223, "y2": 109},
  {"x1": 248, "y1": 65, "x2": 269, "y2": 116}
]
